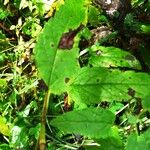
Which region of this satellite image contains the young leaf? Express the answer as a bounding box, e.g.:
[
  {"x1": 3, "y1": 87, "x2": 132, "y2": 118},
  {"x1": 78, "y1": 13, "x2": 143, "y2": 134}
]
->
[
  {"x1": 0, "y1": 79, "x2": 7, "y2": 88},
  {"x1": 88, "y1": 45, "x2": 141, "y2": 69},
  {"x1": 50, "y1": 108, "x2": 115, "y2": 138},
  {"x1": 68, "y1": 67, "x2": 150, "y2": 104},
  {"x1": 0, "y1": 116, "x2": 10, "y2": 136},
  {"x1": 34, "y1": 0, "x2": 89, "y2": 93}
]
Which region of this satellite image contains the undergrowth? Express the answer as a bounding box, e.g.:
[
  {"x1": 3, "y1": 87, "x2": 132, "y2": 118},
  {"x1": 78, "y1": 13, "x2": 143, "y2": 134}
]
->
[{"x1": 0, "y1": 0, "x2": 150, "y2": 149}]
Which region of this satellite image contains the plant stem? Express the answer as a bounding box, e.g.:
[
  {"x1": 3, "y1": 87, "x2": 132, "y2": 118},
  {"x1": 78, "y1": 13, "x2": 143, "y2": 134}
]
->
[{"x1": 38, "y1": 89, "x2": 51, "y2": 150}]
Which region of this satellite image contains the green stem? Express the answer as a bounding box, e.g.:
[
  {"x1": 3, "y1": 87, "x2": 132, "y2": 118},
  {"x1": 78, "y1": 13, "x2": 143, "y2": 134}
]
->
[{"x1": 38, "y1": 89, "x2": 51, "y2": 150}]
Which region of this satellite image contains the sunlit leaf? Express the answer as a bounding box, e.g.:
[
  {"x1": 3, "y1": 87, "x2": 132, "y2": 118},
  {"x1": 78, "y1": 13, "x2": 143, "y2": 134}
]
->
[
  {"x1": 0, "y1": 79, "x2": 7, "y2": 88},
  {"x1": 68, "y1": 67, "x2": 150, "y2": 104},
  {"x1": 50, "y1": 108, "x2": 115, "y2": 138},
  {"x1": 0, "y1": 116, "x2": 10, "y2": 136},
  {"x1": 140, "y1": 24, "x2": 150, "y2": 34},
  {"x1": 10, "y1": 126, "x2": 29, "y2": 149},
  {"x1": 88, "y1": 45, "x2": 141, "y2": 69},
  {"x1": 35, "y1": 0, "x2": 89, "y2": 94}
]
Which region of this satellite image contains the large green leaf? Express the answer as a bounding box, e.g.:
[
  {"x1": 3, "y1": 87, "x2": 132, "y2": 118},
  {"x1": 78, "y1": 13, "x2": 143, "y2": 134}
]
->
[
  {"x1": 34, "y1": 0, "x2": 88, "y2": 93},
  {"x1": 68, "y1": 67, "x2": 150, "y2": 104},
  {"x1": 88, "y1": 45, "x2": 141, "y2": 69},
  {"x1": 50, "y1": 108, "x2": 115, "y2": 138}
]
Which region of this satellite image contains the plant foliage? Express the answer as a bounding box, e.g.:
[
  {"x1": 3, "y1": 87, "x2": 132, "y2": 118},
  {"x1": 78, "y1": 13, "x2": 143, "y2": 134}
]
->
[{"x1": 0, "y1": 0, "x2": 150, "y2": 149}]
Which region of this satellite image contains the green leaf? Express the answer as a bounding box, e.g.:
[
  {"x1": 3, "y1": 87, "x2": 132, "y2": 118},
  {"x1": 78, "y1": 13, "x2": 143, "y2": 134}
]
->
[
  {"x1": 99, "y1": 32, "x2": 118, "y2": 45},
  {"x1": 0, "y1": 79, "x2": 7, "y2": 88},
  {"x1": 81, "y1": 27, "x2": 93, "y2": 40},
  {"x1": 29, "y1": 123, "x2": 40, "y2": 140},
  {"x1": 88, "y1": 45, "x2": 141, "y2": 69},
  {"x1": 0, "y1": 7, "x2": 11, "y2": 20},
  {"x1": 0, "y1": 30, "x2": 11, "y2": 51},
  {"x1": 50, "y1": 108, "x2": 115, "y2": 138},
  {"x1": 140, "y1": 24, "x2": 150, "y2": 34},
  {"x1": 10, "y1": 126, "x2": 29, "y2": 149},
  {"x1": 84, "y1": 145, "x2": 100, "y2": 150},
  {"x1": 88, "y1": 5, "x2": 101, "y2": 26},
  {"x1": 95, "y1": 126, "x2": 123, "y2": 150},
  {"x1": 142, "y1": 94, "x2": 150, "y2": 111},
  {"x1": 0, "y1": 144, "x2": 10, "y2": 150},
  {"x1": 35, "y1": 0, "x2": 89, "y2": 93},
  {"x1": 131, "y1": 0, "x2": 144, "y2": 6},
  {"x1": 124, "y1": 13, "x2": 140, "y2": 32},
  {"x1": 126, "y1": 129, "x2": 150, "y2": 150},
  {"x1": 0, "y1": 116, "x2": 10, "y2": 136},
  {"x1": 68, "y1": 67, "x2": 150, "y2": 104},
  {"x1": 109, "y1": 102, "x2": 124, "y2": 114},
  {"x1": 96, "y1": 138, "x2": 122, "y2": 150}
]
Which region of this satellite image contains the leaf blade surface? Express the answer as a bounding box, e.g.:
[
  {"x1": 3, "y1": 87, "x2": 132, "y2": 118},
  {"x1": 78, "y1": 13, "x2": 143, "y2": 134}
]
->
[
  {"x1": 50, "y1": 108, "x2": 115, "y2": 138},
  {"x1": 35, "y1": 0, "x2": 88, "y2": 93},
  {"x1": 68, "y1": 67, "x2": 150, "y2": 104}
]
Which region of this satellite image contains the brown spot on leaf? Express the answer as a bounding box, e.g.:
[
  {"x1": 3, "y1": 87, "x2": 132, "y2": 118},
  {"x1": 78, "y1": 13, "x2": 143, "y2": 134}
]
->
[
  {"x1": 58, "y1": 25, "x2": 83, "y2": 50},
  {"x1": 51, "y1": 43, "x2": 54, "y2": 47},
  {"x1": 65, "y1": 77, "x2": 70, "y2": 83},
  {"x1": 128, "y1": 88, "x2": 135, "y2": 97}
]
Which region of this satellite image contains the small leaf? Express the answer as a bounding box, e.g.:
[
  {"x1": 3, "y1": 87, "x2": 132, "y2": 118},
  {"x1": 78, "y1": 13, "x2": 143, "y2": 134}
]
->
[
  {"x1": 50, "y1": 108, "x2": 115, "y2": 138},
  {"x1": 68, "y1": 67, "x2": 150, "y2": 104},
  {"x1": 140, "y1": 24, "x2": 150, "y2": 34},
  {"x1": 88, "y1": 5, "x2": 101, "y2": 26},
  {"x1": 89, "y1": 45, "x2": 141, "y2": 69},
  {"x1": 0, "y1": 79, "x2": 7, "y2": 88},
  {"x1": 0, "y1": 116, "x2": 10, "y2": 136}
]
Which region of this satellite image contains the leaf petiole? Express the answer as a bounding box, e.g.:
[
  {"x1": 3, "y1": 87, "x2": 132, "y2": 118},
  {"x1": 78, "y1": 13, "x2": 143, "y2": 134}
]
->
[{"x1": 38, "y1": 89, "x2": 51, "y2": 150}]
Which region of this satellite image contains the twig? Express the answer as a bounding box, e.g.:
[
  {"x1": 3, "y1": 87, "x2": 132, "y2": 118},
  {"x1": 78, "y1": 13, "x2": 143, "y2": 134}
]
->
[
  {"x1": 0, "y1": 22, "x2": 13, "y2": 34},
  {"x1": 115, "y1": 99, "x2": 135, "y2": 115}
]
